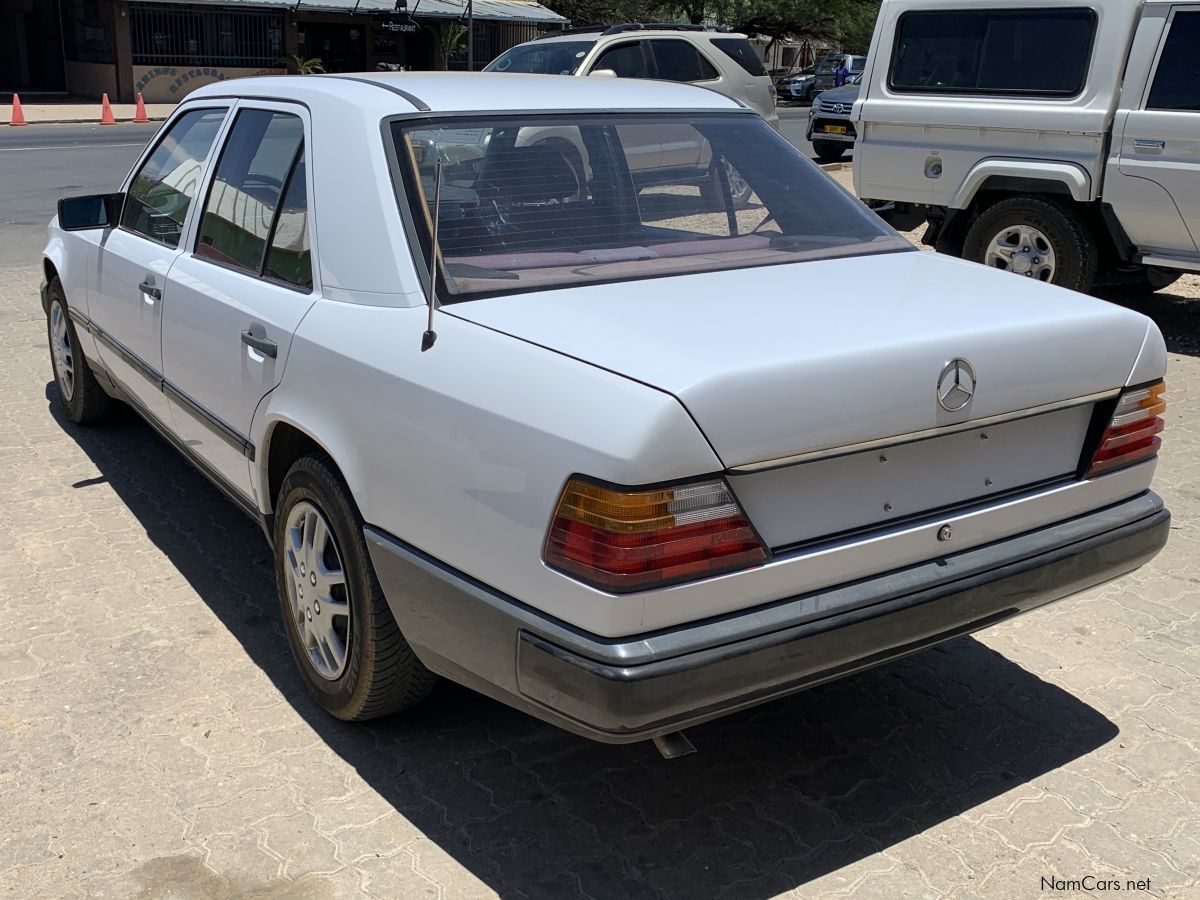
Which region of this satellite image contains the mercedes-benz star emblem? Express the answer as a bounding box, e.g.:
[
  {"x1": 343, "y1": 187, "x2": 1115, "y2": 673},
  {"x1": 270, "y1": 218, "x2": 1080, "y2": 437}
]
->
[{"x1": 937, "y1": 358, "x2": 977, "y2": 412}]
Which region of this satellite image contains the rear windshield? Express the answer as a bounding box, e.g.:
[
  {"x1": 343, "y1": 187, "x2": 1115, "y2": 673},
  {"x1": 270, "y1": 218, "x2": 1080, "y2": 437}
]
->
[
  {"x1": 391, "y1": 114, "x2": 908, "y2": 301},
  {"x1": 710, "y1": 38, "x2": 767, "y2": 77},
  {"x1": 484, "y1": 40, "x2": 593, "y2": 75}
]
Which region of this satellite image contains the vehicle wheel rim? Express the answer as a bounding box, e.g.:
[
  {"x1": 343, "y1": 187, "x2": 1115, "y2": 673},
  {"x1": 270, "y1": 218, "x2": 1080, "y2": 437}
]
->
[
  {"x1": 49, "y1": 300, "x2": 74, "y2": 402},
  {"x1": 985, "y1": 224, "x2": 1056, "y2": 282},
  {"x1": 724, "y1": 160, "x2": 750, "y2": 199},
  {"x1": 284, "y1": 500, "x2": 351, "y2": 681}
]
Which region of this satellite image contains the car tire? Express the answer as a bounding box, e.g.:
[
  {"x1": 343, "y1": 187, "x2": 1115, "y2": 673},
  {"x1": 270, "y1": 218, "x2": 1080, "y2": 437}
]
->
[
  {"x1": 46, "y1": 277, "x2": 111, "y2": 425},
  {"x1": 812, "y1": 141, "x2": 846, "y2": 163},
  {"x1": 274, "y1": 453, "x2": 437, "y2": 721},
  {"x1": 963, "y1": 196, "x2": 1097, "y2": 294}
]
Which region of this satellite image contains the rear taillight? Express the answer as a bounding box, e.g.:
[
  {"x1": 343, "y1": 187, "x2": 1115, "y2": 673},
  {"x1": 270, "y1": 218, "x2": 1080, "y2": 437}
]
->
[
  {"x1": 544, "y1": 477, "x2": 767, "y2": 592},
  {"x1": 1088, "y1": 380, "x2": 1166, "y2": 477}
]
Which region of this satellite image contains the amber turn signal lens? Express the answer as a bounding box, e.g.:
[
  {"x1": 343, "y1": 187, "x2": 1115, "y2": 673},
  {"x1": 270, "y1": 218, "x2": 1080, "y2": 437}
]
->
[
  {"x1": 544, "y1": 477, "x2": 767, "y2": 592},
  {"x1": 1088, "y1": 380, "x2": 1165, "y2": 477}
]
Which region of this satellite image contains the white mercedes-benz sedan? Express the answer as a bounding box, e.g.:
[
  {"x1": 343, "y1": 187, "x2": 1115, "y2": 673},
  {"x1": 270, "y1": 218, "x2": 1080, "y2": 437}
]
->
[{"x1": 42, "y1": 73, "x2": 1170, "y2": 746}]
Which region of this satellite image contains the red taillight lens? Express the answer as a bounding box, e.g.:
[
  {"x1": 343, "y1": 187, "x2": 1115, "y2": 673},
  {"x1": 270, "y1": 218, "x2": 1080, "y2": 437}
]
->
[
  {"x1": 1088, "y1": 381, "x2": 1166, "y2": 477},
  {"x1": 544, "y1": 477, "x2": 767, "y2": 592}
]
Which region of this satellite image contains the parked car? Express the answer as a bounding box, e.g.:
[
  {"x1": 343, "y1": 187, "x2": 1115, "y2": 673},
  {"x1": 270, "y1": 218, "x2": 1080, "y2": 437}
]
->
[
  {"x1": 486, "y1": 24, "x2": 778, "y2": 129},
  {"x1": 855, "y1": 0, "x2": 1198, "y2": 294},
  {"x1": 777, "y1": 64, "x2": 817, "y2": 102},
  {"x1": 811, "y1": 53, "x2": 867, "y2": 97},
  {"x1": 807, "y1": 73, "x2": 862, "y2": 161},
  {"x1": 44, "y1": 73, "x2": 1170, "y2": 748}
]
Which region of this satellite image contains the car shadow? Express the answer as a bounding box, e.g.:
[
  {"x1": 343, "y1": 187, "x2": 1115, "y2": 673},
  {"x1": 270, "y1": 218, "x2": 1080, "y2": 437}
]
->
[
  {"x1": 48, "y1": 387, "x2": 1118, "y2": 899},
  {"x1": 1100, "y1": 282, "x2": 1200, "y2": 359}
]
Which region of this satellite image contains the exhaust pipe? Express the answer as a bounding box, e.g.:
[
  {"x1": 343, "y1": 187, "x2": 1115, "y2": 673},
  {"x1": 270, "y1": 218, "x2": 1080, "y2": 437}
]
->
[{"x1": 652, "y1": 731, "x2": 696, "y2": 760}]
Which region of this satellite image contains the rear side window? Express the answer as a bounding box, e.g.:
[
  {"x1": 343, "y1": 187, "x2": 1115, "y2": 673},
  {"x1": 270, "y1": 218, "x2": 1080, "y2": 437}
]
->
[
  {"x1": 650, "y1": 40, "x2": 719, "y2": 82},
  {"x1": 121, "y1": 108, "x2": 226, "y2": 248},
  {"x1": 710, "y1": 38, "x2": 766, "y2": 77},
  {"x1": 890, "y1": 8, "x2": 1096, "y2": 97},
  {"x1": 196, "y1": 109, "x2": 311, "y2": 289},
  {"x1": 1147, "y1": 11, "x2": 1200, "y2": 112}
]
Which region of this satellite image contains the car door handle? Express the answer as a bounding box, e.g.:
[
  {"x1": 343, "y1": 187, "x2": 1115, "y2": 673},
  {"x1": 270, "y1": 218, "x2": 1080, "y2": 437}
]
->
[
  {"x1": 241, "y1": 331, "x2": 277, "y2": 359},
  {"x1": 138, "y1": 280, "x2": 162, "y2": 301},
  {"x1": 1133, "y1": 139, "x2": 1166, "y2": 151}
]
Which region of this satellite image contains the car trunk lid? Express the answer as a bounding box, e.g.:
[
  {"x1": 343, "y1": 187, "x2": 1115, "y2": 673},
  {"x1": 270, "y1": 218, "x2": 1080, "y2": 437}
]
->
[{"x1": 449, "y1": 251, "x2": 1151, "y2": 545}]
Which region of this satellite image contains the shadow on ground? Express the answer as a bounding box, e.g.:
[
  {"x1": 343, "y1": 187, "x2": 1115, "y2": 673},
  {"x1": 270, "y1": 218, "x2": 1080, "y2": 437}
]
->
[
  {"x1": 1104, "y1": 282, "x2": 1200, "y2": 359},
  {"x1": 50, "y1": 387, "x2": 1117, "y2": 899}
]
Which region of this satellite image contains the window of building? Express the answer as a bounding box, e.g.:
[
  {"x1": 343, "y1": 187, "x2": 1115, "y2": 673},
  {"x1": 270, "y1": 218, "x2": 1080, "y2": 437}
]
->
[
  {"x1": 1147, "y1": 12, "x2": 1200, "y2": 112},
  {"x1": 130, "y1": 4, "x2": 284, "y2": 68},
  {"x1": 196, "y1": 110, "x2": 307, "y2": 283},
  {"x1": 121, "y1": 108, "x2": 228, "y2": 248},
  {"x1": 649, "y1": 40, "x2": 720, "y2": 83},
  {"x1": 61, "y1": 0, "x2": 116, "y2": 64},
  {"x1": 890, "y1": 8, "x2": 1096, "y2": 97}
]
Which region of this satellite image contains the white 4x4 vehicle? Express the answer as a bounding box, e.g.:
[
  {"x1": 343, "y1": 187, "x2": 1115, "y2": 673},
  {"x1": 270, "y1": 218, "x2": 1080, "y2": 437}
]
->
[
  {"x1": 43, "y1": 74, "x2": 1169, "y2": 747},
  {"x1": 855, "y1": 0, "x2": 1200, "y2": 294}
]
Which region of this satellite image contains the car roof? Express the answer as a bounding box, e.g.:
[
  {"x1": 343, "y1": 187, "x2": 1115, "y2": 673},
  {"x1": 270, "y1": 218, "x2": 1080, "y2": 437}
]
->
[
  {"x1": 186, "y1": 71, "x2": 744, "y2": 115},
  {"x1": 533, "y1": 29, "x2": 749, "y2": 43}
]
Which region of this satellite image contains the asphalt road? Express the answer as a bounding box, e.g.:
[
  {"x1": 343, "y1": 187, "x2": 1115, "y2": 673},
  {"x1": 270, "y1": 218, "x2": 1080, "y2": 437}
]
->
[
  {"x1": 0, "y1": 122, "x2": 163, "y2": 267},
  {"x1": 0, "y1": 108, "x2": 823, "y2": 269}
]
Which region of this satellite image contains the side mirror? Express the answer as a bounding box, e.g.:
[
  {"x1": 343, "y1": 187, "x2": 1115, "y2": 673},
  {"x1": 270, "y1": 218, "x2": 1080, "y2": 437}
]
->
[
  {"x1": 57, "y1": 193, "x2": 124, "y2": 231},
  {"x1": 589, "y1": 68, "x2": 618, "y2": 78}
]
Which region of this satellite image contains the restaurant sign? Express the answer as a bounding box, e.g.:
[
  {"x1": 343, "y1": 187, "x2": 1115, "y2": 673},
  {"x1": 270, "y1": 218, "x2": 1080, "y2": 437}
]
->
[{"x1": 133, "y1": 65, "x2": 287, "y2": 104}]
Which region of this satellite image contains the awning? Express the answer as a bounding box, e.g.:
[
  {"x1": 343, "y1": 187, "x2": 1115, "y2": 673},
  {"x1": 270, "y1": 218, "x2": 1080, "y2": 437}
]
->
[{"x1": 127, "y1": 0, "x2": 568, "y2": 24}]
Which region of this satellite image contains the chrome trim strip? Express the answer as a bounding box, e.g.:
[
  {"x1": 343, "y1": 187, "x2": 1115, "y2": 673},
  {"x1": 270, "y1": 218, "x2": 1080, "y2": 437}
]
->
[
  {"x1": 727, "y1": 390, "x2": 1121, "y2": 474},
  {"x1": 69, "y1": 308, "x2": 256, "y2": 461},
  {"x1": 327, "y1": 75, "x2": 431, "y2": 112}
]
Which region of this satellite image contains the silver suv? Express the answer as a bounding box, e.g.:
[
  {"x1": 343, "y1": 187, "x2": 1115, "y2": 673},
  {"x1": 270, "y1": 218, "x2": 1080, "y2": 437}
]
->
[{"x1": 486, "y1": 24, "x2": 779, "y2": 129}]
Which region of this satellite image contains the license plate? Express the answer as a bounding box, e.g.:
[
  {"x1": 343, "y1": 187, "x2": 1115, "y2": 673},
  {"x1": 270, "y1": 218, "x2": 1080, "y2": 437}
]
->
[{"x1": 823, "y1": 125, "x2": 848, "y2": 135}]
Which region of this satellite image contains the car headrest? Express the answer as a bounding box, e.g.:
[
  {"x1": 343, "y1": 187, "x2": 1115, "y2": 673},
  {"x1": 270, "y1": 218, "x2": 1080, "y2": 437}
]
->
[{"x1": 485, "y1": 144, "x2": 578, "y2": 205}]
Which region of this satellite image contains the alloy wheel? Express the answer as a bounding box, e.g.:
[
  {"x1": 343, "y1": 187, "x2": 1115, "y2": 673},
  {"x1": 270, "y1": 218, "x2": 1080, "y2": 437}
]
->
[
  {"x1": 985, "y1": 224, "x2": 1057, "y2": 282},
  {"x1": 49, "y1": 300, "x2": 74, "y2": 402},
  {"x1": 284, "y1": 500, "x2": 352, "y2": 680}
]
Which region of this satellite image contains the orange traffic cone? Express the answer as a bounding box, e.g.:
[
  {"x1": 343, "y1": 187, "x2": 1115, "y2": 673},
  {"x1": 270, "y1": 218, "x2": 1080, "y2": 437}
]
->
[
  {"x1": 133, "y1": 92, "x2": 148, "y2": 124},
  {"x1": 9, "y1": 93, "x2": 28, "y2": 127},
  {"x1": 99, "y1": 93, "x2": 116, "y2": 125}
]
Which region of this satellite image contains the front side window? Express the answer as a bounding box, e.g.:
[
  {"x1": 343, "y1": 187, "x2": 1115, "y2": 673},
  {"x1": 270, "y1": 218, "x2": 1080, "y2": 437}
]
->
[
  {"x1": 592, "y1": 42, "x2": 648, "y2": 78},
  {"x1": 890, "y1": 8, "x2": 1096, "y2": 96},
  {"x1": 121, "y1": 108, "x2": 227, "y2": 248},
  {"x1": 483, "y1": 40, "x2": 593, "y2": 75},
  {"x1": 1147, "y1": 11, "x2": 1200, "y2": 112},
  {"x1": 196, "y1": 109, "x2": 306, "y2": 282},
  {"x1": 649, "y1": 40, "x2": 719, "y2": 82},
  {"x1": 393, "y1": 114, "x2": 908, "y2": 300}
]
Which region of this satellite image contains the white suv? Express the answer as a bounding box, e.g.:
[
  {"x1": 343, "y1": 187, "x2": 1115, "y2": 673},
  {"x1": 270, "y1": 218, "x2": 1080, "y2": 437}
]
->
[{"x1": 486, "y1": 24, "x2": 780, "y2": 130}]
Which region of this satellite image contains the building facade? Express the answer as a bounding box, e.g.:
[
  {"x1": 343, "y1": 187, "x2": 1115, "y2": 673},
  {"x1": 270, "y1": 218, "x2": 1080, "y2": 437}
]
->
[{"x1": 1, "y1": 0, "x2": 567, "y2": 103}]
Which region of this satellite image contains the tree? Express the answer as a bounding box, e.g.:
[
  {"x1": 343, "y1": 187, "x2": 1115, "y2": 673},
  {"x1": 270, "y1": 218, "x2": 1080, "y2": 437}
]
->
[
  {"x1": 544, "y1": 0, "x2": 880, "y2": 53},
  {"x1": 427, "y1": 20, "x2": 468, "y2": 70}
]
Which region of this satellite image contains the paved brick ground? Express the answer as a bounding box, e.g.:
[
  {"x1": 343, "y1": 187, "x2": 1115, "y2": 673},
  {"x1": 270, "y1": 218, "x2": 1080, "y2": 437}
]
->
[{"x1": 1, "y1": 258, "x2": 1199, "y2": 900}]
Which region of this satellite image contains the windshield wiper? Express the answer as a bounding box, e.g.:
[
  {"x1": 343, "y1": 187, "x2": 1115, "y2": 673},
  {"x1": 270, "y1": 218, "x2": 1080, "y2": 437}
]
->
[{"x1": 446, "y1": 262, "x2": 520, "y2": 280}]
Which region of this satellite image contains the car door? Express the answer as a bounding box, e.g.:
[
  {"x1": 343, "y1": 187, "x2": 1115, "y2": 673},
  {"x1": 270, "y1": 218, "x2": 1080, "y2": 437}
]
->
[
  {"x1": 645, "y1": 40, "x2": 720, "y2": 169},
  {"x1": 1114, "y1": 7, "x2": 1200, "y2": 255},
  {"x1": 89, "y1": 107, "x2": 229, "y2": 424},
  {"x1": 160, "y1": 103, "x2": 317, "y2": 502}
]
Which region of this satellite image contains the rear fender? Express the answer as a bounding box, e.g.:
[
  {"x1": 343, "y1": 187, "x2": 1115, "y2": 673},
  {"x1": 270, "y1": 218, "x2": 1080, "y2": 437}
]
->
[{"x1": 951, "y1": 160, "x2": 1094, "y2": 211}]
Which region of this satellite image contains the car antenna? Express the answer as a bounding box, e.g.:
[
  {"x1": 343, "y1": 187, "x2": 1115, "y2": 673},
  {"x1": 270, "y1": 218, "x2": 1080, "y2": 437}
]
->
[{"x1": 421, "y1": 155, "x2": 443, "y2": 352}]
